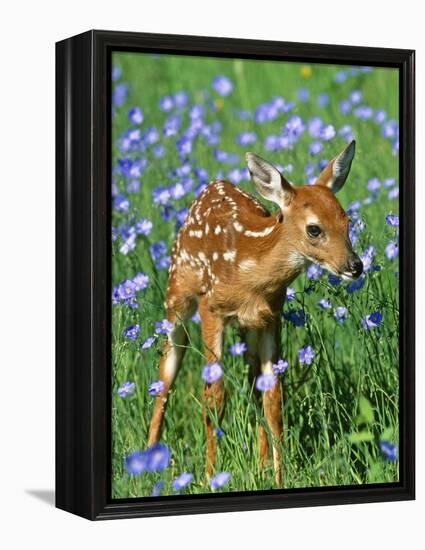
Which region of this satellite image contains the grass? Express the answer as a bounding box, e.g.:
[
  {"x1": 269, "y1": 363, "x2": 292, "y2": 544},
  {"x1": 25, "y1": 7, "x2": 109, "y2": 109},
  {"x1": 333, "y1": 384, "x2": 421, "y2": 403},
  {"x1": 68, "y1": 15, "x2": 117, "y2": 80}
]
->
[{"x1": 111, "y1": 52, "x2": 399, "y2": 498}]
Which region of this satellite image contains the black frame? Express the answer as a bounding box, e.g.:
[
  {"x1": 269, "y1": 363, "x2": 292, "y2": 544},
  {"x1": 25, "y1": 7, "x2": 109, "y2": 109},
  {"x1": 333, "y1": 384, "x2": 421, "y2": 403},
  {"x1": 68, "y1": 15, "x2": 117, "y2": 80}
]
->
[{"x1": 56, "y1": 29, "x2": 415, "y2": 520}]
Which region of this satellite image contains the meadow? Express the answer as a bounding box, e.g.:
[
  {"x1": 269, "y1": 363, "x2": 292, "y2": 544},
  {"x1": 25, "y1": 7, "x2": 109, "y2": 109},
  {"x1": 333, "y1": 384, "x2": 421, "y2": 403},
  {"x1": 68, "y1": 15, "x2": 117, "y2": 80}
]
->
[{"x1": 111, "y1": 52, "x2": 400, "y2": 498}]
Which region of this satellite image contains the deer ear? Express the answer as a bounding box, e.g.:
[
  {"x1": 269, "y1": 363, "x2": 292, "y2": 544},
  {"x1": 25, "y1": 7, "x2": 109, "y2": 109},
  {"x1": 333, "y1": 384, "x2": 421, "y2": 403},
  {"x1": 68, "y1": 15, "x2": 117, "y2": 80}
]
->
[
  {"x1": 245, "y1": 152, "x2": 294, "y2": 208},
  {"x1": 315, "y1": 140, "x2": 356, "y2": 193}
]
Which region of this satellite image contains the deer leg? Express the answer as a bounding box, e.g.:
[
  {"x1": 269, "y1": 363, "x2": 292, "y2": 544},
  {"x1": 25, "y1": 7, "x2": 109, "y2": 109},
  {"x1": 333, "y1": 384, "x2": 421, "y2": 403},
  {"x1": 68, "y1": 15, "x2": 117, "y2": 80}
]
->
[
  {"x1": 199, "y1": 298, "x2": 224, "y2": 478},
  {"x1": 147, "y1": 313, "x2": 188, "y2": 447},
  {"x1": 244, "y1": 329, "x2": 269, "y2": 469},
  {"x1": 258, "y1": 319, "x2": 283, "y2": 486}
]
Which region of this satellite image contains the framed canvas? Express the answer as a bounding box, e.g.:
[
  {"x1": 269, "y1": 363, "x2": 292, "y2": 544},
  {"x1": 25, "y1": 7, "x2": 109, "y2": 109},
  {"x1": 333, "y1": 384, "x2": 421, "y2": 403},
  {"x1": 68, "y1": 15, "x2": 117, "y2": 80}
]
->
[{"x1": 56, "y1": 30, "x2": 415, "y2": 520}]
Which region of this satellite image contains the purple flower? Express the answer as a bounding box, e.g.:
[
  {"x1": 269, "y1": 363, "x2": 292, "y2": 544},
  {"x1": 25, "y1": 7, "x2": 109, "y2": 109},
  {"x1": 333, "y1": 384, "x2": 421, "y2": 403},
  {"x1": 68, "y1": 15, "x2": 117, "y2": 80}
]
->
[
  {"x1": 349, "y1": 90, "x2": 362, "y2": 104},
  {"x1": 176, "y1": 136, "x2": 192, "y2": 157},
  {"x1": 159, "y1": 95, "x2": 174, "y2": 112},
  {"x1": 309, "y1": 141, "x2": 323, "y2": 156},
  {"x1": 339, "y1": 100, "x2": 352, "y2": 115},
  {"x1": 113, "y1": 83, "x2": 128, "y2": 107},
  {"x1": 334, "y1": 306, "x2": 348, "y2": 324},
  {"x1": 148, "y1": 380, "x2": 165, "y2": 396},
  {"x1": 386, "y1": 214, "x2": 399, "y2": 228},
  {"x1": 256, "y1": 374, "x2": 277, "y2": 392},
  {"x1": 155, "y1": 319, "x2": 173, "y2": 335},
  {"x1": 298, "y1": 345, "x2": 315, "y2": 365},
  {"x1": 128, "y1": 107, "x2": 144, "y2": 125},
  {"x1": 383, "y1": 178, "x2": 396, "y2": 188},
  {"x1": 380, "y1": 441, "x2": 398, "y2": 462},
  {"x1": 152, "y1": 186, "x2": 171, "y2": 206},
  {"x1": 361, "y1": 311, "x2": 383, "y2": 330},
  {"x1": 212, "y1": 75, "x2": 233, "y2": 96},
  {"x1": 229, "y1": 342, "x2": 247, "y2": 356},
  {"x1": 286, "y1": 287, "x2": 296, "y2": 301},
  {"x1": 361, "y1": 245, "x2": 375, "y2": 272},
  {"x1": 124, "y1": 450, "x2": 147, "y2": 475},
  {"x1": 133, "y1": 272, "x2": 149, "y2": 291},
  {"x1": 347, "y1": 276, "x2": 365, "y2": 294},
  {"x1": 113, "y1": 193, "x2": 130, "y2": 212},
  {"x1": 236, "y1": 132, "x2": 257, "y2": 146},
  {"x1": 284, "y1": 307, "x2": 306, "y2": 327},
  {"x1": 307, "y1": 263, "x2": 323, "y2": 280},
  {"x1": 117, "y1": 280, "x2": 137, "y2": 300},
  {"x1": 297, "y1": 88, "x2": 310, "y2": 102},
  {"x1": 144, "y1": 443, "x2": 170, "y2": 472},
  {"x1": 173, "y1": 91, "x2": 188, "y2": 109},
  {"x1": 385, "y1": 241, "x2": 399, "y2": 260},
  {"x1": 367, "y1": 177, "x2": 380, "y2": 193},
  {"x1": 140, "y1": 336, "x2": 156, "y2": 349},
  {"x1": 272, "y1": 359, "x2": 289, "y2": 375},
  {"x1": 318, "y1": 298, "x2": 332, "y2": 309},
  {"x1": 150, "y1": 241, "x2": 167, "y2": 262},
  {"x1": 124, "y1": 324, "x2": 140, "y2": 341},
  {"x1": 328, "y1": 273, "x2": 341, "y2": 286},
  {"x1": 163, "y1": 114, "x2": 181, "y2": 137},
  {"x1": 202, "y1": 363, "x2": 223, "y2": 384},
  {"x1": 118, "y1": 381, "x2": 136, "y2": 398},
  {"x1": 381, "y1": 120, "x2": 399, "y2": 139},
  {"x1": 215, "y1": 427, "x2": 224, "y2": 439},
  {"x1": 210, "y1": 471, "x2": 231, "y2": 490},
  {"x1": 388, "y1": 187, "x2": 399, "y2": 200},
  {"x1": 172, "y1": 472, "x2": 193, "y2": 491},
  {"x1": 112, "y1": 66, "x2": 122, "y2": 81},
  {"x1": 320, "y1": 124, "x2": 336, "y2": 141},
  {"x1": 317, "y1": 93, "x2": 329, "y2": 107},
  {"x1": 126, "y1": 179, "x2": 140, "y2": 194},
  {"x1": 374, "y1": 109, "x2": 387, "y2": 124},
  {"x1": 151, "y1": 480, "x2": 164, "y2": 497},
  {"x1": 135, "y1": 218, "x2": 153, "y2": 236}
]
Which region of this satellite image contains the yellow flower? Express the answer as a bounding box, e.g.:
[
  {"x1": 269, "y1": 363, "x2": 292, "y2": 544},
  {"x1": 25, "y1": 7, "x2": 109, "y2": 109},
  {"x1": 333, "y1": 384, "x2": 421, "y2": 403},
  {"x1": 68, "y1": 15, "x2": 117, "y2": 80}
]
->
[
  {"x1": 300, "y1": 65, "x2": 312, "y2": 79},
  {"x1": 215, "y1": 98, "x2": 224, "y2": 111}
]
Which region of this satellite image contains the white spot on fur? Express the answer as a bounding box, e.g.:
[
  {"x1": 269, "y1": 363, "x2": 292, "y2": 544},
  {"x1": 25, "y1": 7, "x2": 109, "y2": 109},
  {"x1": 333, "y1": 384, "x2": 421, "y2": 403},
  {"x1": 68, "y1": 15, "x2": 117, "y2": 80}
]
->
[
  {"x1": 244, "y1": 226, "x2": 274, "y2": 238},
  {"x1": 214, "y1": 225, "x2": 222, "y2": 235},
  {"x1": 223, "y1": 250, "x2": 236, "y2": 262},
  {"x1": 212, "y1": 252, "x2": 219, "y2": 261},
  {"x1": 239, "y1": 259, "x2": 257, "y2": 272}
]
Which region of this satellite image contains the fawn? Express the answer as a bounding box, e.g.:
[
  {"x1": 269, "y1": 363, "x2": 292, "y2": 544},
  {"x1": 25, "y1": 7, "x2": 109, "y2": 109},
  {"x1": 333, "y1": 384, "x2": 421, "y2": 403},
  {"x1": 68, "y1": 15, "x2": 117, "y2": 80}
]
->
[{"x1": 147, "y1": 140, "x2": 363, "y2": 485}]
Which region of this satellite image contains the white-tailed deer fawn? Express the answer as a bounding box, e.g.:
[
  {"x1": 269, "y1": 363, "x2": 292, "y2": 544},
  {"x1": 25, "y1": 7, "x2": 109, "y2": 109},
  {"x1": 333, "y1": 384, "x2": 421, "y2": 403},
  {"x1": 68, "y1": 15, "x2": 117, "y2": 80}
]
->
[{"x1": 147, "y1": 140, "x2": 363, "y2": 485}]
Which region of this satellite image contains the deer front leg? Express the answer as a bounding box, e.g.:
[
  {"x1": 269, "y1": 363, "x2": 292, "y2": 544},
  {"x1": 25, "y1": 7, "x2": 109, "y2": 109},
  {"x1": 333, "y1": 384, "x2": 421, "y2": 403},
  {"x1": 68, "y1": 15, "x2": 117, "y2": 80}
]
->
[
  {"x1": 147, "y1": 315, "x2": 188, "y2": 446},
  {"x1": 199, "y1": 298, "x2": 224, "y2": 478},
  {"x1": 258, "y1": 319, "x2": 283, "y2": 486}
]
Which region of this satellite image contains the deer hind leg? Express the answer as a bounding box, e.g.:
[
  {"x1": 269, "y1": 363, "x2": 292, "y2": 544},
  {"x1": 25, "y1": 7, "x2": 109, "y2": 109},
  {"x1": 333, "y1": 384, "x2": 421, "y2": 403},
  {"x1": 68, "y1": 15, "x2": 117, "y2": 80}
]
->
[
  {"x1": 244, "y1": 329, "x2": 269, "y2": 470},
  {"x1": 147, "y1": 292, "x2": 197, "y2": 447},
  {"x1": 199, "y1": 297, "x2": 224, "y2": 478},
  {"x1": 258, "y1": 319, "x2": 283, "y2": 486}
]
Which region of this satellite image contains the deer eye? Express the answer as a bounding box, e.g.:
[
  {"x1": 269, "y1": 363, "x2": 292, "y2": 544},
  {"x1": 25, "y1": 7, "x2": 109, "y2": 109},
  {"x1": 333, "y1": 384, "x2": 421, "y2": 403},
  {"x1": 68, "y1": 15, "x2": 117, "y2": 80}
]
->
[{"x1": 307, "y1": 224, "x2": 322, "y2": 238}]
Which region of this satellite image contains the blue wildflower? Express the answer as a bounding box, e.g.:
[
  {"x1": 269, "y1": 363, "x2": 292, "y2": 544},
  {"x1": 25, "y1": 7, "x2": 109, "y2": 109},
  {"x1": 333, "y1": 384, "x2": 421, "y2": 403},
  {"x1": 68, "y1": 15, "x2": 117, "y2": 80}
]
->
[
  {"x1": 298, "y1": 345, "x2": 315, "y2": 365},
  {"x1": 124, "y1": 450, "x2": 147, "y2": 475},
  {"x1": 388, "y1": 187, "x2": 399, "y2": 200},
  {"x1": 150, "y1": 241, "x2": 167, "y2": 261},
  {"x1": 159, "y1": 95, "x2": 174, "y2": 112},
  {"x1": 212, "y1": 75, "x2": 233, "y2": 96},
  {"x1": 236, "y1": 131, "x2": 257, "y2": 146},
  {"x1": 202, "y1": 363, "x2": 223, "y2": 384},
  {"x1": 117, "y1": 280, "x2": 137, "y2": 300},
  {"x1": 334, "y1": 306, "x2": 348, "y2": 323},
  {"x1": 385, "y1": 241, "x2": 398, "y2": 260},
  {"x1": 151, "y1": 480, "x2": 164, "y2": 497},
  {"x1": 286, "y1": 287, "x2": 296, "y2": 301},
  {"x1": 141, "y1": 336, "x2": 156, "y2": 349},
  {"x1": 113, "y1": 193, "x2": 130, "y2": 212},
  {"x1": 386, "y1": 214, "x2": 399, "y2": 228},
  {"x1": 317, "y1": 93, "x2": 329, "y2": 107},
  {"x1": 210, "y1": 472, "x2": 231, "y2": 490},
  {"x1": 215, "y1": 427, "x2": 224, "y2": 439},
  {"x1": 133, "y1": 272, "x2": 149, "y2": 291},
  {"x1": 347, "y1": 276, "x2": 365, "y2": 294},
  {"x1": 155, "y1": 319, "x2": 173, "y2": 335},
  {"x1": 321, "y1": 124, "x2": 336, "y2": 141},
  {"x1": 339, "y1": 100, "x2": 351, "y2": 115},
  {"x1": 118, "y1": 381, "x2": 136, "y2": 398},
  {"x1": 318, "y1": 298, "x2": 332, "y2": 309},
  {"x1": 361, "y1": 311, "x2": 383, "y2": 330},
  {"x1": 124, "y1": 324, "x2": 140, "y2": 341},
  {"x1": 172, "y1": 472, "x2": 193, "y2": 491},
  {"x1": 284, "y1": 307, "x2": 306, "y2": 327},
  {"x1": 380, "y1": 441, "x2": 398, "y2": 462},
  {"x1": 128, "y1": 107, "x2": 144, "y2": 125},
  {"x1": 144, "y1": 443, "x2": 170, "y2": 472},
  {"x1": 307, "y1": 263, "x2": 323, "y2": 280},
  {"x1": 272, "y1": 359, "x2": 289, "y2": 375},
  {"x1": 148, "y1": 380, "x2": 165, "y2": 396},
  {"x1": 309, "y1": 141, "x2": 323, "y2": 156},
  {"x1": 113, "y1": 83, "x2": 128, "y2": 107},
  {"x1": 135, "y1": 218, "x2": 153, "y2": 236},
  {"x1": 256, "y1": 374, "x2": 277, "y2": 392},
  {"x1": 229, "y1": 342, "x2": 247, "y2": 356}
]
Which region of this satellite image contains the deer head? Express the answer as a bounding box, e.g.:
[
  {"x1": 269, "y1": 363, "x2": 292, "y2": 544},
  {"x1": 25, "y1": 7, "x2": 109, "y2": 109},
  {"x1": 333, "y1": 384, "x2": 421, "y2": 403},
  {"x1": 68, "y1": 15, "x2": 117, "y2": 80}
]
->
[{"x1": 246, "y1": 140, "x2": 363, "y2": 280}]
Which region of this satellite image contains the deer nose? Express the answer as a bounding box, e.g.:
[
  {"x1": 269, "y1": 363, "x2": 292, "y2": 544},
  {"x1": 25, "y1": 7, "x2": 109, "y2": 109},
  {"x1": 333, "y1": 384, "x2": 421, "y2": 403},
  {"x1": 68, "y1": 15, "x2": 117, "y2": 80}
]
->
[{"x1": 347, "y1": 255, "x2": 363, "y2": 278}]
